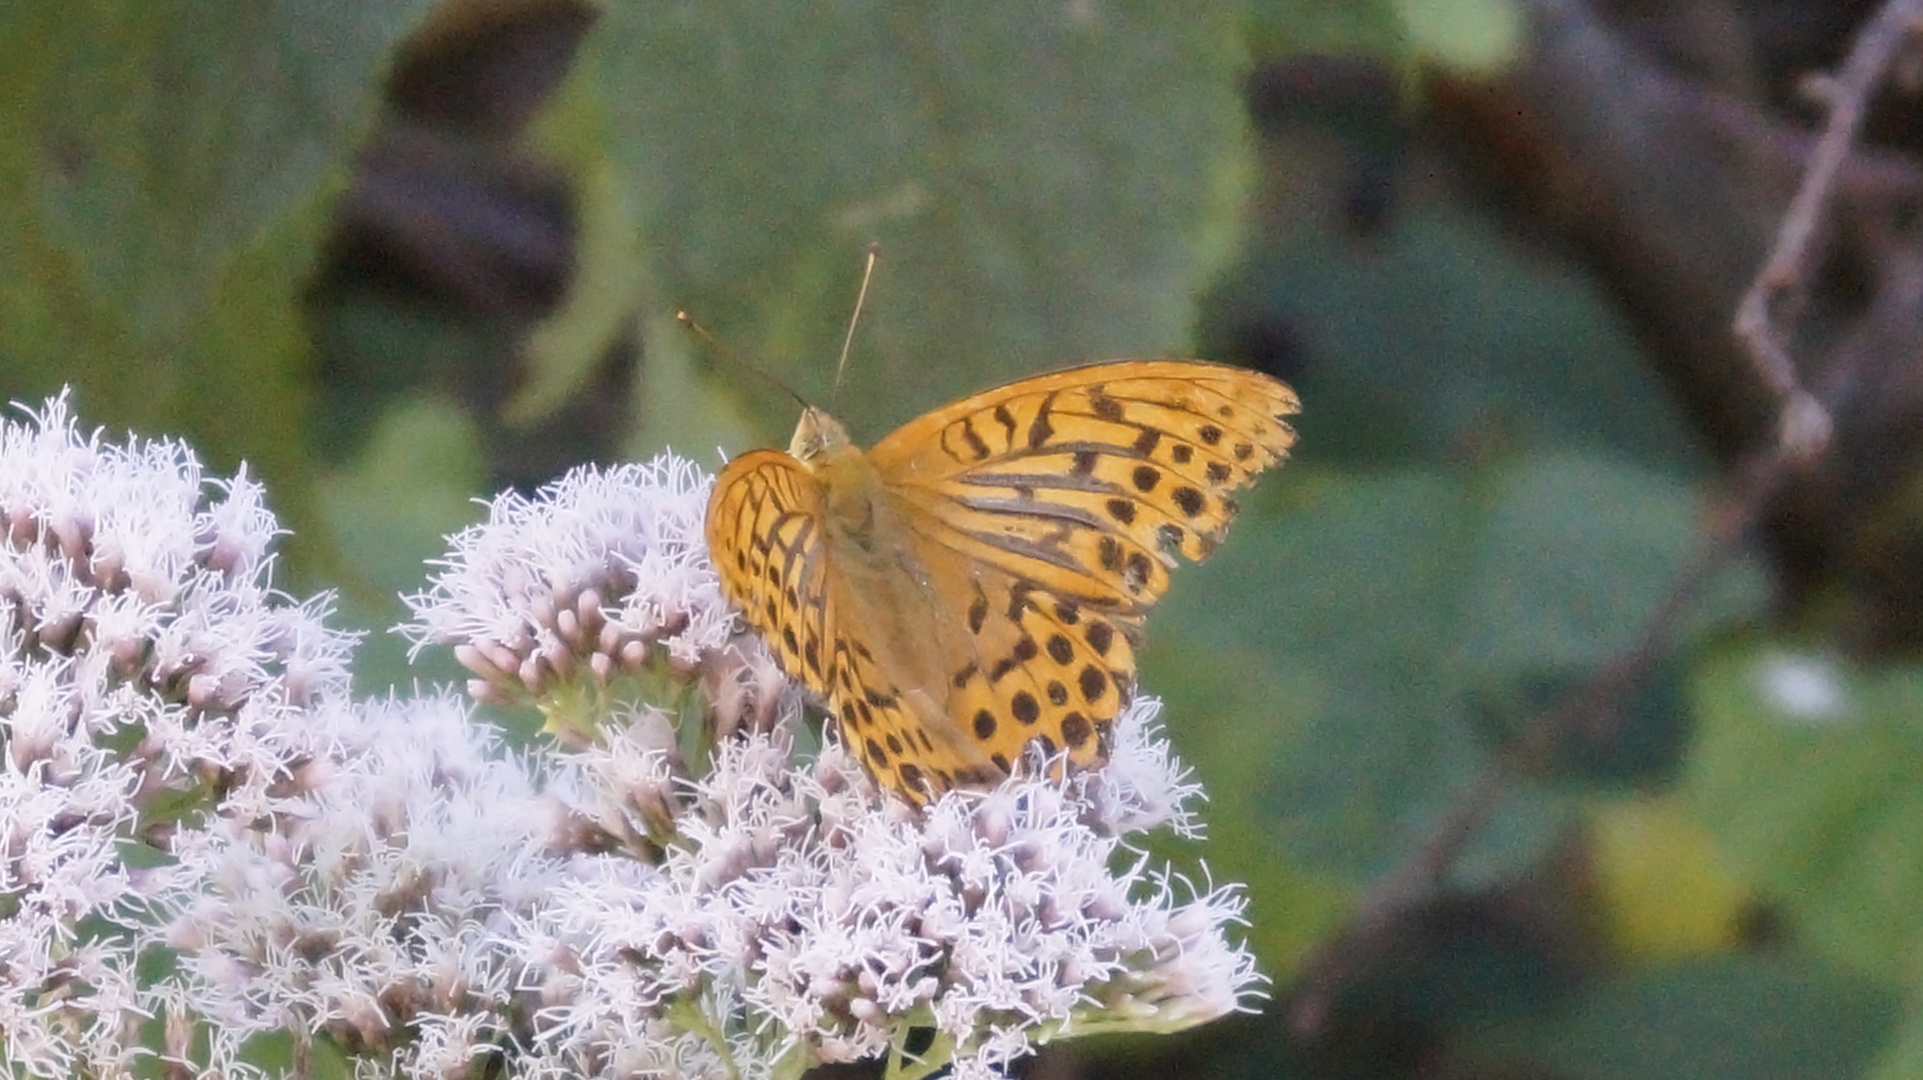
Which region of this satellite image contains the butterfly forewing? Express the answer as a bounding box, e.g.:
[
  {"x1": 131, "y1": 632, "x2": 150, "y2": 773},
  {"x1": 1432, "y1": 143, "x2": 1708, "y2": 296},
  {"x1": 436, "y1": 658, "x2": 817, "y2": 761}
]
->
[
  {"x1": 874, "y1": 362, "x2": 1298, "y2": 609},
  {"x1": 707, "y1": 451, "x2": 839, "y2": 689},
  {"x1": 707, "y1": 359, "x2": 1298, "y2": 804}
]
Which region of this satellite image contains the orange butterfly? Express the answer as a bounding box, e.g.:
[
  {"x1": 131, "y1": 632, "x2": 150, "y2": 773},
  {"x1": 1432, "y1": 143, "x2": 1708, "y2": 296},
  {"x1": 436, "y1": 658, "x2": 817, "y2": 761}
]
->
[{"x1": 707, "y1": 360, "x2": 1297, "y2": 803}]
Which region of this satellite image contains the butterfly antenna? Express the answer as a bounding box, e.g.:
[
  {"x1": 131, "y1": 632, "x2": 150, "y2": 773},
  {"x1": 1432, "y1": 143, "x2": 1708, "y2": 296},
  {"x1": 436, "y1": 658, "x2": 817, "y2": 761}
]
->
[
  {"x1": 832, "y1": 243, "x2": 880, "y2": 411},
  {"x1": 677, "y1": 310, "x2": 809, "y2": 412}
]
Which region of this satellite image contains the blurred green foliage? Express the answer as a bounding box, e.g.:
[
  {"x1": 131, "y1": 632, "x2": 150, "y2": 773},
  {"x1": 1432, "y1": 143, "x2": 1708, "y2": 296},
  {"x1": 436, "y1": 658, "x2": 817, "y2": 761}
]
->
[{"x1": 4, "y1": 1, "x2": 1921, "y2": 1078}]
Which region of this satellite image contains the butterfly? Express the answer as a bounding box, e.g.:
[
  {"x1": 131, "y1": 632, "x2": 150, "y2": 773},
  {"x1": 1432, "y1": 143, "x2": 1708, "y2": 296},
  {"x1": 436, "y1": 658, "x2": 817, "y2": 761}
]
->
[{"x1": 706, "y1": 360, "x2": 1298, "y2": 804}]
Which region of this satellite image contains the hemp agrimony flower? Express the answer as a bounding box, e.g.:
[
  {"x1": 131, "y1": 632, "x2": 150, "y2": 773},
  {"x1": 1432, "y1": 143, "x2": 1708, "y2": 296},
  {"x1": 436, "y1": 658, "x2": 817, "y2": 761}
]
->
[
  {"x1": 403, "y1": 457, "x2": 794, "y2": 747},
  {"x1": 165, "y1": 693, "x2": 568, "y2": 1076},
  {"x1": 0, "y1": 396, "x2": 1260, "y2": 1080},
  {"x1": 0, "y1": 393, "x2": 353, "y2": 1077},
  {"x1": 406, "y1": 455, "x2": 1265, "y2": 1078}
]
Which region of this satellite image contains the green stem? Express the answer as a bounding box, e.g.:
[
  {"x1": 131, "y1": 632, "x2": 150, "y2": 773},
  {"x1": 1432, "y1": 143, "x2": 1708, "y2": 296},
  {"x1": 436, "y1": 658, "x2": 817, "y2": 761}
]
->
[
  {"x1": 883, "y1": 1010, "x2": 955, "y2": 1080},
  {"x1": 666, "y1": 994, "x2": 742, "y2": 1080},
  {"x1": 768, "y1": 1043, "x2": 818, "y2": 1080}
]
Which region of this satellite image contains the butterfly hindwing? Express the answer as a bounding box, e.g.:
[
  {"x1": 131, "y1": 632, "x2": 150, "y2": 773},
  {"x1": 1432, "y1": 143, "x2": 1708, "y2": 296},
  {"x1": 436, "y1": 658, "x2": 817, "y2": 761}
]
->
[{"x1": 900, "y1": 527, "x2": 1140, "y2": 781}]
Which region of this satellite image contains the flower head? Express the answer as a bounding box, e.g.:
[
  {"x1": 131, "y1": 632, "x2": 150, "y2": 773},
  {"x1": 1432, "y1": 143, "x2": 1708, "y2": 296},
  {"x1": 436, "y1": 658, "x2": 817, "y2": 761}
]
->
[
  {"x1": 402, "y1": 458, "x2": 793, "y2": 745},
  {"x1": 527, "y1": 697, "x2": 1260, "y2": 1078},
  {"x1": 0, "y1": 400, "x2": 1260, "y2": 1080},
  {"x1": 0, "y1": 393, "x2": 355, "y2": 1078},
  {"x1": 404, "y1": 454, "x2": 1264, "y2": 1078},
  {"x1": 165, "y1": 693, "x2": 568, "y2": 1076}
]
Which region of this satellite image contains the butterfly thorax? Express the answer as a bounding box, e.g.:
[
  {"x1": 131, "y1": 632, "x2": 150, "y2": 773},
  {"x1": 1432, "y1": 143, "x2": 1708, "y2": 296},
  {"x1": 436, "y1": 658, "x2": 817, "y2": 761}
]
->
[
  {"x1": 788, "y1": 406, "x2": 850, "y2": 462},
  {"x1": 787, "y1": 406, "x2": 980, "y2": 760},
  {"x1": 793, "y1": 407, "x2": 885, "y2": 549}
]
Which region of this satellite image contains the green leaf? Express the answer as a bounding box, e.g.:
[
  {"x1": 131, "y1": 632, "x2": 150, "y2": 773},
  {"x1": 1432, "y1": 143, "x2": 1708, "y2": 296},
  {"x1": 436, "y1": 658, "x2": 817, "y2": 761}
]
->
[
  {"x1": 1148, "y1": 456, "x2": 1764, "y2": 883},
  {"x1": 7, "y1": 5, "x2": 407, "y2": 339},
  {"x1": 1246, "y1": 0, "x2": 1407, "y2": 61},
  {"x1": 1869, "y1": 1002, "x2": 1923, "y2": 1080},
  {"x1": 1201, "y1": 208, "x2": 1702, "y2": 472},
  {"x1": 1684, "y1": 645, "x2": 1923, "y2": 981},
  {"x1": 1466, "y1": 660, "x2": 1691, "y2": 785},
  {"x1": 317, "y1": 398, "x2": 486, "y2": 695},
  {"x1": 1455, "y1": 457, "x2": 1716, "y2": 673},
  {"x1": 1392, "y1": 0, "x2": 1523, "y2": 75},
  {"x1": 0, "y1": 0, "x2": 432, "y2": 523},
  {"x1": 1470, "y1": 954, "x2": 1899, "y2": 1080},
  {"x1": 1246, "y1": 0, "x2": 1522, "y2": 74},
  {"x1": 571, "y1": 3, "x2": 1251, "y2": 450}
]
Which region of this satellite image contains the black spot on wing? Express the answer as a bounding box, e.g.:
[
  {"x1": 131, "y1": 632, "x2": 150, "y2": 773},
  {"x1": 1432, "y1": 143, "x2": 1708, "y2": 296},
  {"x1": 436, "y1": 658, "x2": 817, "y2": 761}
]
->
[
  {"x1": 1085, "y1": 621, "x2": 1114, "y2": 656},
  {"x1": 959, "y1": 418, "x2": 991, "y2": 461},
  {"x1": 1026, "y1": 393, "x2": 1058, "y2": 450},
  {"x1": 1011, "y1": 691, "x2": 1039, "y2": 725},
  {"x1": 967, "y1": 588, "x2": 989, "y2": 634},
  {"x1": 897, "y1": 762, "x2": 926, "y2": 793},
  {"x1": 1061, "y1": 712, "x2": 1093, "y2": 749},
  {"x1": 1078, "y1": 664, "x2": 1108, "y2": 704},
  {"x1": 992, "y1": 403, "x2": 1018, "y2": 443},
  {"x1": 1046, "y1": 634, "x2": 1074, "y2": 665}
]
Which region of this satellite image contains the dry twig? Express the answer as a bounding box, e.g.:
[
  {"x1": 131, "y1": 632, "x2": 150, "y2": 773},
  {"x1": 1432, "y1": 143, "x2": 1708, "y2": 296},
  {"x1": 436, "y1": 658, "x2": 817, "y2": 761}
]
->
[
  {"x1": 1733, "y1": 0, "x2": 1923, "y2": 459},
  {"x1": 1290, "y1": 0, "x2": 1923, "y2": 1034}
]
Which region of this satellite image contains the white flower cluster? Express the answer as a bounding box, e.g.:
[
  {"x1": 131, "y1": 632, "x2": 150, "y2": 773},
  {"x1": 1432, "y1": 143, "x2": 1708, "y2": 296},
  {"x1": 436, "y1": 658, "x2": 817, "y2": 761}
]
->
[
  {"x1": 407, "y1": 454, "x2": 1263, "y2": 1078},
  {"x1": 0, "y1": 394, "x2": 354, "y2": 1077},
  {"x1": 402, "y1": 459, "x2": 792, "y2": 744},
  {"x1": 164, "y1": 693, "x2": 565, "y2": 1077},
  {"x1": 528, "y1": 706, "x2": 1256, "y2": 1080},
  {"x1": 0, "y1": 397, "x2": 1261, "y2": 1080}
]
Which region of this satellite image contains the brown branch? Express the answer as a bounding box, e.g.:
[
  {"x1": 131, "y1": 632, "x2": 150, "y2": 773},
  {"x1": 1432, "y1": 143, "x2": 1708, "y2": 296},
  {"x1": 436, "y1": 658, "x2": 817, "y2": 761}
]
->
[
  {"x1": 1733, "y1": 0, "x2": 1923, "y2": 459},
  {"x1": 1284, "y1": 442, "x2": 1802, "y2": 1036},
  {"x1": 1290, "y1": 0, "x2": 1923, "y2": 1034}
]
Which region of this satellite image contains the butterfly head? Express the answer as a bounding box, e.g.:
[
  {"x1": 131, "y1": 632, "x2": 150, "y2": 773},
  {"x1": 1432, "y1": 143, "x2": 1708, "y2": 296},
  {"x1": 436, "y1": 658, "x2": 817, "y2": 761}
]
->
[{"x1": 789, "y1": 407, "x2": 856, "y2": 463}]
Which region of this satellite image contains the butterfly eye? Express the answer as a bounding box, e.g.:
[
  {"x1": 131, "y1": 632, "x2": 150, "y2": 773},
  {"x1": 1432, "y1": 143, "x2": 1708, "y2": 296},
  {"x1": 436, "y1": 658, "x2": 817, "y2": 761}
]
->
[{"x1": 790, "y1": 408, "x2": 851, "y2": 462}]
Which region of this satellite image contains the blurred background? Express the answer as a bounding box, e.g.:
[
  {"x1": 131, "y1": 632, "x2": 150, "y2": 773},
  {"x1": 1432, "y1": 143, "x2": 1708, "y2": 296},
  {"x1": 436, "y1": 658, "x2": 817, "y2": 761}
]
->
[{"x1": 5, "y1": 1, "x2": 1923, "y2": 1077}]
